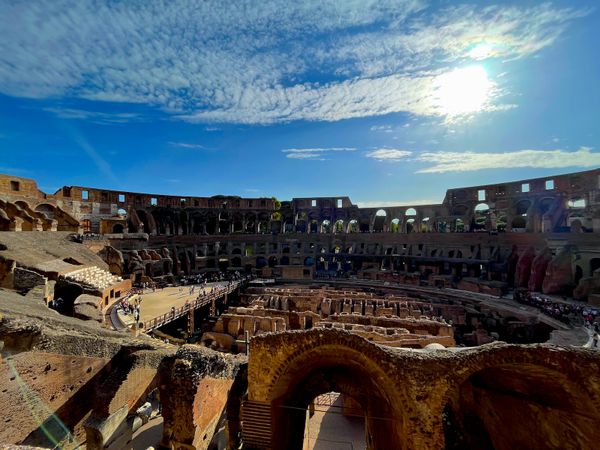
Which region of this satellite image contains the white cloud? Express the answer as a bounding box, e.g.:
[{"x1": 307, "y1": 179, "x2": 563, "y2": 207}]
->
[
  {"x1": 42, "y1": 107, "x2": 142, "y2": 124},
  {"x1": 283, "y1": 147, "x2": 356, "y2": 160},
  {"x1": 365, "y1": 149, "x2": 412, "y2": 162},
  {"x1": 416, "y1": 147, "x2": 600, "y2": 173},
  {"x1": 370, "y1": 125, "x2": 393, "y2": 132},
  {"x1": 168, "y1": 142, "x2": 206, "y2": 149},
  {"x1": 0, "y1": 1, "x2": 588, "y2": 124}
]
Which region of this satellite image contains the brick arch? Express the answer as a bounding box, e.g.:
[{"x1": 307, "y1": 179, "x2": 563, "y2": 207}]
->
[
  {"x1": 434, "y1": 345, "x2": 600, "y2": 449},
  {"x1": 247, "y1": 330, "x2": 412, "y2": 450}
]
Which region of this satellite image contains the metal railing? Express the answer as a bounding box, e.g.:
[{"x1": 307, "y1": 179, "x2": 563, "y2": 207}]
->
[{"x1": 142, "y1": 280, "x2": 246, "y2": 332}]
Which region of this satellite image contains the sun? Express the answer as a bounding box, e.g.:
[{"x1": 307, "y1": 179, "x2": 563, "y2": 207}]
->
[{"x1": 432, "y1": 66, "x2": 493, "y2": 116}]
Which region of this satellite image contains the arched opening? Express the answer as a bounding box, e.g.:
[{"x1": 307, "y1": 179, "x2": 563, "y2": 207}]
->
[
  {"x1": 268, "y1": 256, "x2": 278, "y2": 268},
  {"x1": 245, "y1": 217, "x2": 256, "y2": 233},
  {"x1": 112, "y1": 223, "x2": 124, "y2": 233},
  {"x1": 435, "y1": 220, "x2": 447, "y2": 233},
  {"x1": 473, "y1": 203, "x2": 490, "y2": 231},
  {"x1": 443, "y1": 363, "x2": 599, "y2": 450},
  {"x1": 35, "y1": 203, "x2": 56, "y2": 220},
  {"x1": 405, "y1": 208, "x2": 417, "y2": 217},
  {"x1": 117, "y1": 208, "x2": 127, "y2": 217},
  {"x1": 334, "y1": 219, "x2": 345, "y2": 233},
  {"x1": 321, "y1": 220, "x2": 332, "y2": 234},
  {"x1": 218, "y1": 258, "x2": 230, "y2": 272},
  {"x1": 511, "y1": 216, "x2": 526, "y2": 230},
  {"x1": 257, "y1": 219, "x2": 270, "y2": 234},
  {"x1": 421, "y1": 217, "x2": 430, "y2": 233},
  {"x1": 309, "y1": 220, "x2": 319, "y2": 234},
  {"x1": 454, "y1": 218, "x2": 465, "y2": 232},
  {"x1": 496, "y1": 215, "x2": 507, "y2": 232},
  {"x1": 232, "y1": 219, "x2": 244, "y2": 233},
  {"x1": 15, "y1": 200, "x2": 30, "y2": 211},
  {"x1": 514, "y1": 200, "x2": 530, "y2": 216},
  {"x1": 280, "y1": 256, "x2": 290, "y2": 265},
  {"x1": 347, "y1": 219, "x2": 359, "y2": 233},
  {"x1": 304, "y1": 256, "x2": 315, "y2": 266},
  {"x1": 390, "y1": 218, "x2": 400, "y2": 233},
  {"x1": 218, "y1": 213, "x2": 230, "y2": 234},
  {"x1": 373, "y1": 209, "x2": 387, "y2": 232},
  {"x1": 266, "y1": 348, "x2": 406, "y2": 450},
  {"x1": 231, "y1": 257, "x2": 242, "y2": 268},
  {"x1": 405, "y1": 218, "x2": 415, "y2": 234},
  {"x1": 256, "y1": 257, "x2": 267, "y2": 269},
  {"x1": 206, "y1": 216, "x2": 218, "y2": 235}
]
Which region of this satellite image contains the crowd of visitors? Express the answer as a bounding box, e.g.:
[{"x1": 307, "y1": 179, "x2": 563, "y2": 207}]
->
[
  {"x1": 514, "y1": 289, "x2": 599, "y2": 326},
  {"x1": 116, "y1": 293, "x2": 143, "y2": 323}
]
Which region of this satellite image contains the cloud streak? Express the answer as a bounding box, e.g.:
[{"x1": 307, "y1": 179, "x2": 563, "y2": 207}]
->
[
  {"x1": 283, "y1": 147, "x2": 356, "y2": 160},
  {"x1": 416, "y1": 147, "x2": 600, "y2": 173},
  {"x1": 43, "y1": 107, "x2": 143, "y2": 124},
  {"x1": 0, "y1": 1, "x2": 588, "y2": 124},
  {"x1": 365, "y1": 149, "x2": 412, "y2": 162},
  {"x1": 168, "y1": 142, "x2": 206, "y2": 149}
]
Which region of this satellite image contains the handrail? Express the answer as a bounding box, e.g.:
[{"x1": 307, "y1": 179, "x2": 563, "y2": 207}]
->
[{"x1": 142, "y1": 280, "x2": 247, "y2": 332}]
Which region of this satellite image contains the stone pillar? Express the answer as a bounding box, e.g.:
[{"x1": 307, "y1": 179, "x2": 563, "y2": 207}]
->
[{"x1": 9, "y1": 217, "x2": 23, "y2": 231}]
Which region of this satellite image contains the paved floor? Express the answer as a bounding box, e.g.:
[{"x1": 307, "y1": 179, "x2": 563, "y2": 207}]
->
[
  {"x1": 137, "y1": 282, "x2": 228, "y2": 323},
  {"x1": 303, "y1": 394, "x2": 366, "y2": 450}
]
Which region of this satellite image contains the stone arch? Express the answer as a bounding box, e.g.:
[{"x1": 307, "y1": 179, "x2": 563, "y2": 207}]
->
[
  {"x1": 35, "y1": 203, "x2": 56, "y2": 220},
  {"x1": 320, "y1": 219, "x2": 332, "y2": 234},
  {"x1": 372, "y1": 209, "x2": 387, "y2": 232},
  {"x1": 256, "y1": 256, "x2": 267, "y2": 269},
  {"x1": 14, "y1": 200, "x2": 30, "y2": 211},
  {"x1": 112, "y1": 223, "x2": 124, "y2": 233},
  {"x1": 347, "y1": 219, "x2": 359, "y2": 233},
  {"x1": 441, "y1": 346, "x2": 600, "y2": 450},
  {"x1": 473, "y1": 203, "x2": 490, "y2": 231},
  {"x1": 247, "y1": 330, "x2": 410, "y2": 450},
  {"x1": 231, "y1": 256, "x2": 242, "y2": 268}
]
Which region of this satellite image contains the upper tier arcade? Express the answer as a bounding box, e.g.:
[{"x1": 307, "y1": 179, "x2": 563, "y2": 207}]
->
[{"x1": 1, "y1": 168, "x2": 598, "y2": 235}]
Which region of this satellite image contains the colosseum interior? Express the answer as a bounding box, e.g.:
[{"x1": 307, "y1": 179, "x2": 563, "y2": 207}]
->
[{"x1": 1, "y1": 168, "x2": 600, "y2": 449}]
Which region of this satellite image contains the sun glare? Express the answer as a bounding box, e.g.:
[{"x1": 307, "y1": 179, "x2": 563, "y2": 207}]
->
[{"x1": 432, "y1": 66, "x2": 493, "y2": 116}]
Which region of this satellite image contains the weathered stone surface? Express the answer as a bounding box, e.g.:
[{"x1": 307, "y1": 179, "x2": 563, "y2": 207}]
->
[
  {"x1": 528, "y1": 246, "x2": 553, "y2": 292},
  {"x1": 515, "y1": 246, "x2": 536, "y2": 288},
  {"x1": 542, "y1": 246, "x2": 574, "y2": 294},
  {"x1": 159, "y1": 345, "x2": 246, "y2": 450},
  {"x1": 246, "y1": 329, "x2": 600, "y2": 450}
]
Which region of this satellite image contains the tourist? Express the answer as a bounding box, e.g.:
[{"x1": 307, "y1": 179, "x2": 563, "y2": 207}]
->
[{"x1": 594, "y1": 333, "x2": 599, "y2": 348}]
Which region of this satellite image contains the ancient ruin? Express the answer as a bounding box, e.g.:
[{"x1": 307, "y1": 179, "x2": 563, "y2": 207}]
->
[{"x1": 1, "y1": 168, "x2": 600, "y2": 449}]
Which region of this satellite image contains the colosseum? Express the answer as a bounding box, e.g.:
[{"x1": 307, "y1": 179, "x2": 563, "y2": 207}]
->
[{"x1": 1, "y1": 168, "x2": 600, "y2": 450}]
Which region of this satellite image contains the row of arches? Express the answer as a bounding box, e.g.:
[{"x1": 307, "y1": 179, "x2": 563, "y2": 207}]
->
[{"x1": 122, "y1": 195, "x2": 594, "y2": 237}]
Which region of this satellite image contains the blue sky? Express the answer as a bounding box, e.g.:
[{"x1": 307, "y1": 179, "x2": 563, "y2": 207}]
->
[{"x1": 0, "y1": 0, "x2": 599, "y2": 206}]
